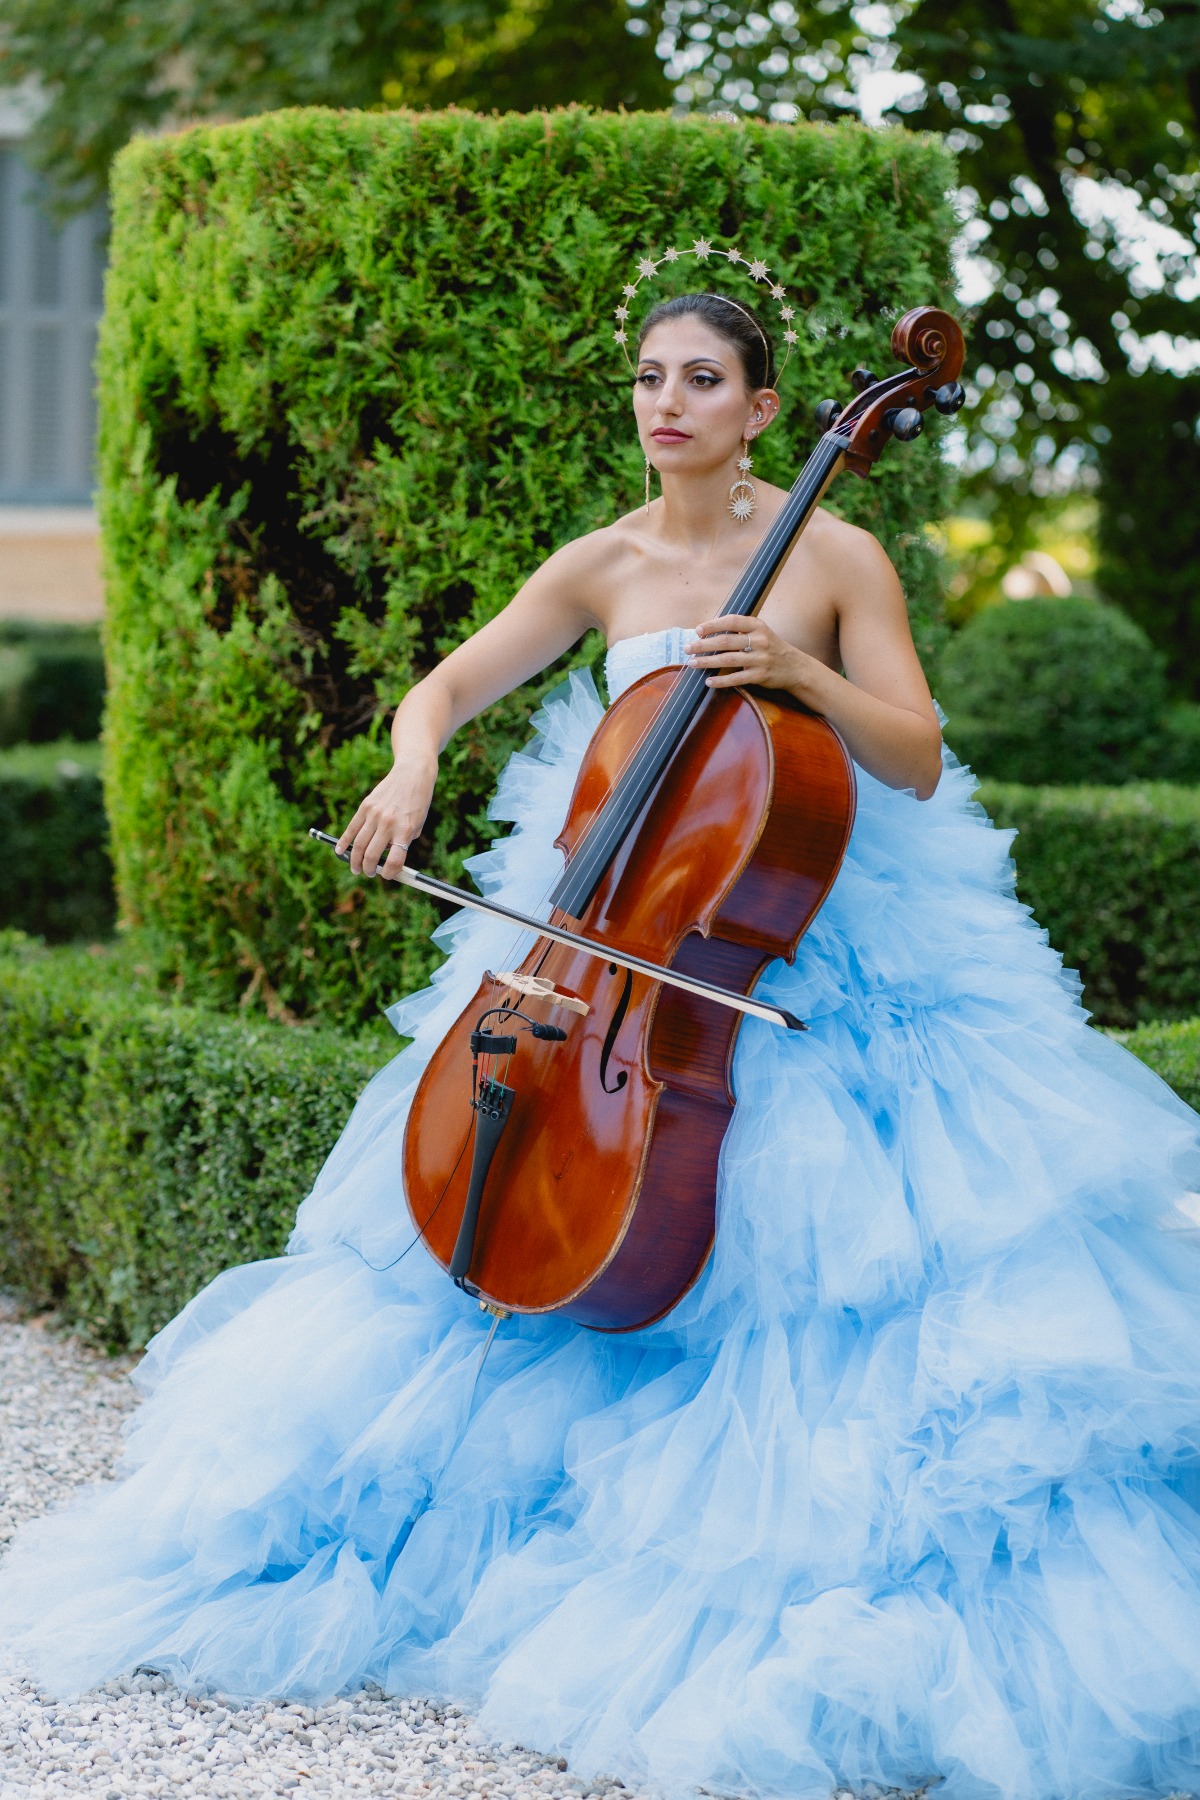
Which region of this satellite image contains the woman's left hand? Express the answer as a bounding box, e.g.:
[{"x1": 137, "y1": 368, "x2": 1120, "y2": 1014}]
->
[{"x1": 686, "y1": 616, "x2": 804, "y2": 691}]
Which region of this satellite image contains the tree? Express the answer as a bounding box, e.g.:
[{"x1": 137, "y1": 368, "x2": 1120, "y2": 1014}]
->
[
  {"x1": 650, "y1": 0, "x2": 1200, "y2": 683},
  {"x1": 9, "y1": 0, "x2": 1199, "y2": 683},
  {"x1": 0, "y1": 0, "x2": 669, "y2": 209}
]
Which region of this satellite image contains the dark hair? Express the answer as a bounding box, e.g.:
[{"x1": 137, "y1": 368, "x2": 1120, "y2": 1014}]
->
[{"x1": 637, "y1": 290, "x2": 776, "y2": 389}]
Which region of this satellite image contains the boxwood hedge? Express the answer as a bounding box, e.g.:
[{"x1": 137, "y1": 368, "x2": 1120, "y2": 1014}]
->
[
  {"x1": 978, "y1": 780, "x2": 1200, "y2": 1028},
  {"x1": 0, "y1": 740, "x2": 115, "y2": 941},
  {"x1": 98, "y1": 106, "x2": 957, "y2": 1030},
  {"x1": 0, "y1": 623, "x2": 106, "y2": 747},
  {"x1": 0, "y1": 934, "x2": 1196, "y2": 1353},
  {"x1": 0, "y1": 937, "x2": 389, "y2": 1349}
]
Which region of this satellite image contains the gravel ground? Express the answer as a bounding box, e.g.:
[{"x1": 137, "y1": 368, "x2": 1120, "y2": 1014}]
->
[{"x1": 0, "y1": 1296, "x2": 647, "y2": 1800}]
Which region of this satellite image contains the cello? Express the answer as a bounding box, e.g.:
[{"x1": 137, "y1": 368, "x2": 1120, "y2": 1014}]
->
[{"x1": 315, "y1": 306, "x2": 965, "y2": 1332}]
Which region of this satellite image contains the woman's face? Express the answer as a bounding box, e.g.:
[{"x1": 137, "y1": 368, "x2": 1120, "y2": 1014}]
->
[{"x1": 633, "y1": 316, "x2": 779, "y2": 477}]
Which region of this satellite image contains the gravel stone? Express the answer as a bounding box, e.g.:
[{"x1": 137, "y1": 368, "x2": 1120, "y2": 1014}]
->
[{"x1": 0, "y1": 1296, "x2": 652, "y2": 1800}]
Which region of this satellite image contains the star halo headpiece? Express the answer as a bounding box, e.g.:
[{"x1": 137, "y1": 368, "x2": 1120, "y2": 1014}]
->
[{"x1": 613, "y1": 238, "x2": 798, "y2": 382}]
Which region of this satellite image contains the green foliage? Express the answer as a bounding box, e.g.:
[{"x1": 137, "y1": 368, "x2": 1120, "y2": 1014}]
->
[
  {"x1": 979, "y1": 780, "x2": 1200, "y2": 1029},
  {"x1": 0, "y1": 0, "x2": 667, "y2": 211},
  {"x1": 98, "y1": 107, "x2": 957, "y2": 1028},
  {"x1": 654, "y1": 0, "x2": 1200, "y2": 683},
  {"x1": 938, "y1": 597, "x2": 1191, "y2": 786},
  {"x1": 0, "y1": 936, "x2": 390, "y2": 1349},
  {"x1": 0, "y1": 623, "x2": 105, "y2": 746},
  {"x1": 0, "y1": 740, "x2": 114, "y2": 941},
  {"x1": 651, "y1": 0, "x2": 1199, "y2": 439}
]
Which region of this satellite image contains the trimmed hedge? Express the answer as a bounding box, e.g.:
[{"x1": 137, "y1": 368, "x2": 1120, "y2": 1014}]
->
[
  {"x1": 0, "y1": 937, "x2": 1196, "y2": 1353},
  {"x1": 979, "y1": 780, "x2": 1200, "y2": 1028},
  {"x1": 98, "y1": 106, "x2": 958, "y2": 1029},
  {"x1": 0, "y1": 623, "x2": 106, "y2": 747},
  {"x1": 0, "y1": 937, "x2": 390, "y2": 1349},
  {"x1": 0, "y1": 740, "x2": 115, "y2": 940},
  {"x1": 938, "y1": 597, "x2": 1200, "y2": 787}
]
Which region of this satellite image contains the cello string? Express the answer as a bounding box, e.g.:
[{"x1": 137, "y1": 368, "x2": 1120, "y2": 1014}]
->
[
  {"x1": 536, "y1": 430, "x2": 847, "y2": 920},
  {"x1": 553, "y1": 435, "x2": 845, "y2": 909}
]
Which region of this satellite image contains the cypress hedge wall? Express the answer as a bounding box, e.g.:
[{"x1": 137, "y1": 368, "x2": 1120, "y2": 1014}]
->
[{"x1": 98, "y1": 106, "x2": 957, "y2": 1029}]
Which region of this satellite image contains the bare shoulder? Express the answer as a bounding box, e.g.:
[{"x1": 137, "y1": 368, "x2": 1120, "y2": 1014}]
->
[
  {"x1": 536, "y1": 512, "x2": 641, "y2": 591},
  {"x1": 807, "y1": 506, "x2": 904, "y2": 609}
]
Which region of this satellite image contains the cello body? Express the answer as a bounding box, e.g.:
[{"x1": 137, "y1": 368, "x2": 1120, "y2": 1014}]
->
[{"x1": 402, "y1": 671, "x2": 855, "y2": 1331}]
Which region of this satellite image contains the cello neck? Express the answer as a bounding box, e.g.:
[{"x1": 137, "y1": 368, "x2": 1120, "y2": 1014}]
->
[
  {"x1": 719, "y1": 430, "x2": 847, "y2": 623},
  {"x1": 548, "y1": 431, "x2": 848, "y2": 920}
]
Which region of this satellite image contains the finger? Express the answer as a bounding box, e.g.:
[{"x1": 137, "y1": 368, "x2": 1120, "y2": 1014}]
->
[
  {"x1": 380, "y1": 834, "x2": 413, "y2": 881},
  {"x1": 689, "y1": 649, "x2": 753, "y2": 668},
  {"x1": 360, "y1": 823, "x2": 396, "y2": 878},
  {"x1": 347, "y1": 821, "x2": 376, "y2": 874},
  {"x1": 336, "y1": 807, "x2": 368, "y2": 856},
  {"x1": 695, "y1": 615, "x2": 750, "y2": 637},
  {"x1": 687, "y1": 636, "x2": 746, "y2": 655},
  {"x1": 687, "y1": 637, "x2": 746, "y2": 658}
]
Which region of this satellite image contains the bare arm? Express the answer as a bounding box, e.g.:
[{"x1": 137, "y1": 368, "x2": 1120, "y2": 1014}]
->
[
  {"x1": 338, "y1": 544, "x2": 599, "y2": 877},
  {"x1": 688, "y1": 525, "x2": 943, "y2": 799}
]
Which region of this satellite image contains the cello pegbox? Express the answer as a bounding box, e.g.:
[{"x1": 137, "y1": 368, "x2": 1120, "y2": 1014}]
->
[{"x1": 828, "y1": 306, "x2": 966, "y2": 477}]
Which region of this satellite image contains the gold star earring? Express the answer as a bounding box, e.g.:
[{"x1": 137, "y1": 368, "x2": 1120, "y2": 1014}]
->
[{"x1": 728, "y1": 435, "x2": 757, "y2": 523}]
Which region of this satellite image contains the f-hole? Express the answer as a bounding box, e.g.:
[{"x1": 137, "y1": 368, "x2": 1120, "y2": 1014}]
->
[{"x1": 599, "y1": 963, "x2": 632, "y2": 1094}]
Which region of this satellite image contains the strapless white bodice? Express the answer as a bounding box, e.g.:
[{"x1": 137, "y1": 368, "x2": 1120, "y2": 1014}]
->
[{"x1": 604, "y1": 627, "x2": 691, "y2": 701}]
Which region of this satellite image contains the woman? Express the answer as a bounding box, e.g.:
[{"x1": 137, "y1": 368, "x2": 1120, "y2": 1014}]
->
[
  {"x1": 4, "y1": 287, "x2": 1200, "y2": 1800},
  {"x1": 341, "y1": 291, "x2": 941, "y2": 898}
]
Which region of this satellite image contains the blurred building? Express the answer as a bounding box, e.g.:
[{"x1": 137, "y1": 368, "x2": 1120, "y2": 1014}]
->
[{"x1": 0, "y1": 90, "x2": 106, "y2": 620}]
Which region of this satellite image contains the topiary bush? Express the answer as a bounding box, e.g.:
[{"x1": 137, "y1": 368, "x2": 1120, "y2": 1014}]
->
[
  {"x1": 0, "y1": 623, "x2": 106, "y2": 747},
  {"x1": 0, "y1": 739, "x2": 115, "y2": 940},
  {"x1": 98, "y1": 106, "x2": 958, "y2": 1029},
  {"x1": 939, "y1": 597, "x2": 1177, "y2": 786},
  {"x1": 978, "y1": 780, "x2": 1200, "y2": 1028},
  {"x1": 0, "y1": 936, "x2": 390, "y2": 1349}
]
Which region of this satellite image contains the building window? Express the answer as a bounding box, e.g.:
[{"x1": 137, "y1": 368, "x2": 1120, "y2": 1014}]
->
[{"x1": 0, "y1": 143, "x2": 107, "y2": 505}]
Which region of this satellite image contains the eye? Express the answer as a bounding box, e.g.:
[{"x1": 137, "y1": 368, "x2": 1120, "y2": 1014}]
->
[
  {"x1": 635, "y1": 371, "x2": 660, "y2": 387},
  {"x1": 691, "y1": 371, "x2": 722, "y2": 388}
]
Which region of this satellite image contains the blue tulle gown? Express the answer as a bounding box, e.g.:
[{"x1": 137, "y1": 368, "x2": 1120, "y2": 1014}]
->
[{"x1": 4, "y1": 628, "x2": 1200, "y2": 1799}]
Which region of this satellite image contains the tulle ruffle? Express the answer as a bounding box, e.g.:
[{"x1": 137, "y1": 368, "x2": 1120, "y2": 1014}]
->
[{"x1": 3, "y1": 657, "x2": 1200, "y2": 1800}]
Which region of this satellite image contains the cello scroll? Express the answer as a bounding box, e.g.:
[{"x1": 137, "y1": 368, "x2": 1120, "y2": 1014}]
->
[{"x1": 814, "y1": 306, "x2": 966, "y2": 478}]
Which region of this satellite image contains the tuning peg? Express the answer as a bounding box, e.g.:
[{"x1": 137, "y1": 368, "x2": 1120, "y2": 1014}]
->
[
  {"x1": 850, "y1": 368, "x2": 877, "y2": 393},
  {"x1": 814, "y1": 399, "x2": 842, "y2": 432},
  {"x1": 933, "y1": 380, "x2": 966, "y2": 415},
  {"x1": 887, "y1": 406, "x2": 924, "y2": 442}
]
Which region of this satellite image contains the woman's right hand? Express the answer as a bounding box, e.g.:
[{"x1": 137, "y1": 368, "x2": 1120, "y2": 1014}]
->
[{"x1": 336, "y1": 755, "x2": 437, "y2": 880}]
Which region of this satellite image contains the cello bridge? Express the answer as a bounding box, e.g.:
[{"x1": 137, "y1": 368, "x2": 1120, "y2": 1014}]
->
[{"x1": 493, "y1": 971, "x2": 590, "y2": 1016}]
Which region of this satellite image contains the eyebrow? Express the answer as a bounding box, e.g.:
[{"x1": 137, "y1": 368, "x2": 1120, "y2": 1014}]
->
[{"x1": 636, "y1": 356, "x2": 729, "y2": 371}]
